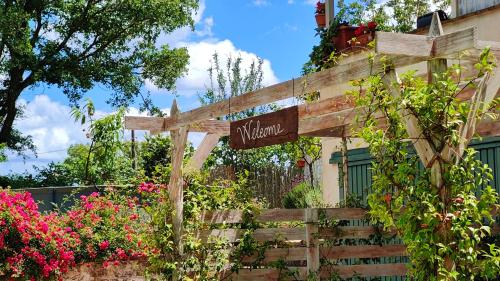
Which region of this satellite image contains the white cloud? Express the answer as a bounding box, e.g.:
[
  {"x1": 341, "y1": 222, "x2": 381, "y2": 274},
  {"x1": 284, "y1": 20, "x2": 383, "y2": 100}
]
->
[
  {"x1": 253, "y1": 0, "x2": 270, "y2": 7},
  {"x1": 288, "y1": 0, "x2": 294, "y2": 4},
  {"x1": 15, "y1": 95, "x2": 88, "y2": 161},
  {"x1": 304, "y1": 0, "x2": 317, "y2": 6},
  {"x1": 174, "y1": 40, "x2": 279, "y2": 95}
]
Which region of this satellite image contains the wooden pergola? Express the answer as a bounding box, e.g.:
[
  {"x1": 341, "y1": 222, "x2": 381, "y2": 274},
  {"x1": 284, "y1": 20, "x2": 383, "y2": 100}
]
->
[{"x1": 124, "y1": 14, "x2": 500, "y2": 258}]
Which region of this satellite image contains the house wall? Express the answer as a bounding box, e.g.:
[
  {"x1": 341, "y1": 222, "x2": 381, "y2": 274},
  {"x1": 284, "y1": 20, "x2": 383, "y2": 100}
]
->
[{"x1": 319, "y1": 6, "x2": 500, "y2": 205}]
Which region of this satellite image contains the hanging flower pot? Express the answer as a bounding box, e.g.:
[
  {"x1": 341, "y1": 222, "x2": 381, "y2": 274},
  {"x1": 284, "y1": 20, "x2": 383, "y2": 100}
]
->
[
  {"x1": 315, "y1": 14, "x2": 326, "y2": 27},
  {"x1": 315, "y1": 1, "x2": 326, "y2": 28},
  {"x1": 296, "y1": 159, "x2": 306, "y2": 168}
]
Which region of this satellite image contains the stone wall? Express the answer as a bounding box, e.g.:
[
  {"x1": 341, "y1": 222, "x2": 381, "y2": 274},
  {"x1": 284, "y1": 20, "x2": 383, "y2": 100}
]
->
[{"x1": 63, "y1": 260, "x2": 151, "y2": 281}]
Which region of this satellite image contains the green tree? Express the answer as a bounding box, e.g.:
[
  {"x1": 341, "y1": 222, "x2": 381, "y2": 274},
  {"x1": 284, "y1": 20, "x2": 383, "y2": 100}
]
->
[
  {"x1": 285, "y1": 136, "x2": 322, "y2": 186},
  {"x1": 200, "y1": 53, "x2": 293, "y2": 172},
  {"x1": 71, "y1": 100, "x2": 134, "y2": 184},
  {"x1": 139, "y1": 134, "x2": 193, "y2": 179},
  {"x1": 0, "y1": 0, "x2": 198, "y2": 153}
]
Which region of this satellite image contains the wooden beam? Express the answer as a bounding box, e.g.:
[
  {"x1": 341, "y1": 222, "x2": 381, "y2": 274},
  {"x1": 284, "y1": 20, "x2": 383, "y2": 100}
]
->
[
  {"x1": 427, "y1": 12, "x2": 448, "y2": 83},
  {"x1": 457, "y1": 67, "x2": 500, "y2": 157},
  {"x1": 151, "y1": 55, "x2": 435, "y2": 132},
  {"x1": 376, "y1": 32, "x2": 433, "y2": 57},
  {"x1": 167, "y1": 100, "x2": 188, "y2": 258},
  {"x1": 186, "y1": 133, "x2": 221, "y2": 171},
  {"x1": 383, "y1": 70, "x2": 435, "y2": 166},
  {"x1": 125, "y1": 116, "x2": 229, "y2": 134},
  {"x1": 376, "y1": 27, "x2": 476, "y2": 59}
]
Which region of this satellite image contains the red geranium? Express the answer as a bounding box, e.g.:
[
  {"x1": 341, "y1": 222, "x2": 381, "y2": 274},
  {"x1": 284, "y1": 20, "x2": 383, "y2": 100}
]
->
[
  {"x1": 315, "y1": 1, "x2": 325, "y2": 15},
  {"x1": 367, "y1": 21, "x2": 377, "y2": 30},
  {"x1": 354, "y1": 24, "x2": 365, "y2": 36}
]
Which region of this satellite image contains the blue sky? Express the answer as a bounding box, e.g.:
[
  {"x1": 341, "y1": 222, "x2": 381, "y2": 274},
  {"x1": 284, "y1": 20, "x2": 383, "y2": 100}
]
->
[{"x1": 1, "y1": 0, "x2": 325, "y2": 175}]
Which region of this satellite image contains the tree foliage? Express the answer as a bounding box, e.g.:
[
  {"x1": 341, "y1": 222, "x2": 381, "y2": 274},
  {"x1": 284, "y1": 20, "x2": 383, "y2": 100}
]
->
[{"x1": 0, "y1": 0, "x2": 198, "y2": 153}]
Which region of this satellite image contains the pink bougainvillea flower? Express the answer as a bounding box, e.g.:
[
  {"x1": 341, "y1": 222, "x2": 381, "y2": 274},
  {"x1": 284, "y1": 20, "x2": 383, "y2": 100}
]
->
[{"x1": 99, "y1": 240, "x2": 110, "y2": 250}]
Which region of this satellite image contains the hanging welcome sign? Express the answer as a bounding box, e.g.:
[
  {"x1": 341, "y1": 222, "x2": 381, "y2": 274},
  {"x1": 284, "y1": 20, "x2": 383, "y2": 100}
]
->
[{"x1": 230, "y1": 106, "x2": 298, "y2": 150}]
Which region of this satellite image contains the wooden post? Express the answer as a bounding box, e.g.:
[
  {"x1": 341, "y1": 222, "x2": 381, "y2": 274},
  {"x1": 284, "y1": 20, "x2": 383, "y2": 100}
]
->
[
  {"x1": 305, "y1": 208, "x2": 320, "y2": 278},
  {"x1": 427, "y1": 12, "x2": 447, "y2": 188},
  {"x1": 168, "y1": 99, "x2": 189, "y2": 257},
  {"x1": 131, "y1": 129, "x2": 137, "y2": 170},
  {"x1": 427, "y1": 12, "x2": 447, "y2": 84}
]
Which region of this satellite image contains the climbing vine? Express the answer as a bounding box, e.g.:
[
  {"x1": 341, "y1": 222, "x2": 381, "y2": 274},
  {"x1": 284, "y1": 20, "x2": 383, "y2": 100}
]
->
[{"x1": 351, "y1": 48, "x2": 500, "y2": 280}]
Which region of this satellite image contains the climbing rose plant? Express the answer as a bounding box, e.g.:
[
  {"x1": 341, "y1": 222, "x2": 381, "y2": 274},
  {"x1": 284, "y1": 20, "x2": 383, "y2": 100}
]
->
[{"x1": 351, "y1": 49, "x2": 500, "y2": 280}]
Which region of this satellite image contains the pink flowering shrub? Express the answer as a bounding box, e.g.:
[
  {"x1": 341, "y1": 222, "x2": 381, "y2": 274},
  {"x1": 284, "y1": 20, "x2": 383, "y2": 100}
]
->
[
  {"x1": 61, "y1": 192, "x2": 147, "y2": 266},
  {"x1": 0, "y1": 191, "x2": 78, "y2": 280},
  {"x1": 0, "y1": 189, "x2": 149, "y2": 280}
]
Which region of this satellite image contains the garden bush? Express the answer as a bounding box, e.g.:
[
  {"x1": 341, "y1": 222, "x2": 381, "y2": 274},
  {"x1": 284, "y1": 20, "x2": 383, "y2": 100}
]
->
[
  {"x1": 0, "y1": 189, "x2": 148, "y2": 280},
  {"x1": 282, "y1": 182, "x2": 324, "y2": 208}
]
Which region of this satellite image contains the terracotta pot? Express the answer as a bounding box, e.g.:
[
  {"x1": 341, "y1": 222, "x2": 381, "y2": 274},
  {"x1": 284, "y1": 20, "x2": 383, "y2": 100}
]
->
[
  {"x1": 332, "y1": 25, "x2": 356, "y2": 51},
  {"x1": 315, "y1": 14, "x2": 326, "y2": 28},
  {"x1": 296, "y1": 159, "x2": 306, "y2": 169}
]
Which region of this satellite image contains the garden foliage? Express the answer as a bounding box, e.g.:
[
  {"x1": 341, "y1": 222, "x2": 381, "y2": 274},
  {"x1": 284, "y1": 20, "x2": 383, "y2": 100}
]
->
[
  {"x1": 351, "y1": 49, "x2": 500, "y2": 279},
  {"x1": 0, "y1": 189, "x2": 146, "y2": 280}
]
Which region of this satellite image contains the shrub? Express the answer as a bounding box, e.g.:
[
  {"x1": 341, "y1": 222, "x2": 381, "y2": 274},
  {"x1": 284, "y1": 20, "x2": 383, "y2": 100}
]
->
[
  {"x1": 0, "y1": 190, "x2": 78, "y2": 280},
  {"x1": 0, "y1": 189, "x2": 149, "y2": 280},
  {"x1": 61, "y1": 191, "x2": 147, "y2": 265},
  {"x1": 282, "y1": 182, "x2": 324, "y2": 208}
]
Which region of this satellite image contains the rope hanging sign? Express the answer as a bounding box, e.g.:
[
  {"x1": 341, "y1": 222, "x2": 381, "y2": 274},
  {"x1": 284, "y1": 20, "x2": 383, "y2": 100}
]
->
[{"x1": 229, "y1": 106, "x2": 299, "y2": 150}]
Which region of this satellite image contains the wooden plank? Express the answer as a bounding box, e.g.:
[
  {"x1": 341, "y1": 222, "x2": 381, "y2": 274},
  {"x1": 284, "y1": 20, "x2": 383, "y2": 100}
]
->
[
  {"x1": 228, "y1": 267, "x2": 308, "y2": 281},
  {"x1": 319, "y1": 226, "x2": 380, "y2": 239},
  {"x1": 125, "y1": 116, "x2": 229, "y2": 134},
  {"x1": 321, "y1": 208, "x2": 367, "y2": 220},
  {"x1": 457, "y1": 67, "x2": 500, "y2": 156},
  {"x1": 320, "y1": 244, "x2": 407, "y2": 259},
  {"x1": 432, "y1": 27, "x2": 477, "y2": 58},
  {"x1": 201, "y1": 209, "x2": 306, "y2": 224},
  {"x1": 305, "y1": 209, "x2": 320, "y2": 275},
  {"x1": 298, "y1": 95, "x2": 355, "y2": 119},
  {"x1": 320, "y1": 264, "x2": 407, "y2": 278},
  {"x1": 241, "y1": 248, "x2": 307, "y2": 263},
  {"x1": 376, "y1": 32, "x2": 433, "y2": 57},
  {"x1": 187, "y1": 133, "x2": 221, "y2": 171},
  {"x1": 376, "y1": 27, "x2": 476, "y2": 59},
  {"x1": 199, "y1": 227, "x2": 306, "y2": 243},
  {"x1": 258, "y1": 208, "x2": 306, "y2": 222}
]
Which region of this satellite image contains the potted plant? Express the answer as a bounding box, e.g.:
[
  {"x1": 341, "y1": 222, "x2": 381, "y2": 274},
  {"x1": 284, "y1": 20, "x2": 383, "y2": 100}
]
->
[{"x1": 315, "y1": 1, "x2": 326, "y2": 28}]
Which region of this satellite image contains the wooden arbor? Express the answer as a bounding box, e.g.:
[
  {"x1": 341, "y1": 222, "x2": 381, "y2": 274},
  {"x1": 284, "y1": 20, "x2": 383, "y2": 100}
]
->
[{"x1": 125, "y1": 14, "x2": 500, "y2": 271}]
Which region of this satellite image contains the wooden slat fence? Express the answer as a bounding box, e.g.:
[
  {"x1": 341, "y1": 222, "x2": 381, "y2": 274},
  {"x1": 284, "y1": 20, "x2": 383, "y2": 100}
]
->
[{"x1": 199, "y1": 208, "x2": 409, "y2": 280}]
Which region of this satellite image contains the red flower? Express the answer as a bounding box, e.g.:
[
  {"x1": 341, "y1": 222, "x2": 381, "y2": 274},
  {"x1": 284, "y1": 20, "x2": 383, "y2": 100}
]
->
[
  {"x1": 367, "y1": 21, "x2": 377, "y2": 30},
  {"x1": 384, "y1": 193, "x2": 392, "y2": 205},
  {"x1": 99, "y1": 240, "x2": 110, "y2": 250},
  {"x1": 315, "y1": 1, "x2": 325, "y2": 14},
  {"x1": 354, "y1": 24, "x2": 365, "y2": 36}
]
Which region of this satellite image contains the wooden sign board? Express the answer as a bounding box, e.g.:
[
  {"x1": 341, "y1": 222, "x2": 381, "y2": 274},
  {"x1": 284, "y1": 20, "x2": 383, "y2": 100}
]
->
[{"x1": 230, "y1": 106, "x2": 298, "y2": 150}]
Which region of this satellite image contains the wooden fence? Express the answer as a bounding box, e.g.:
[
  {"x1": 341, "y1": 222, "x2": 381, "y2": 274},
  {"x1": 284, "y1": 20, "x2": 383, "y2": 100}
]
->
[
  {"x1": 199, "y1": 208, "x2": 409, "y2": 280},
  {"x1": 208, "y1": 163, "x2": 322, "y2": 208}
]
